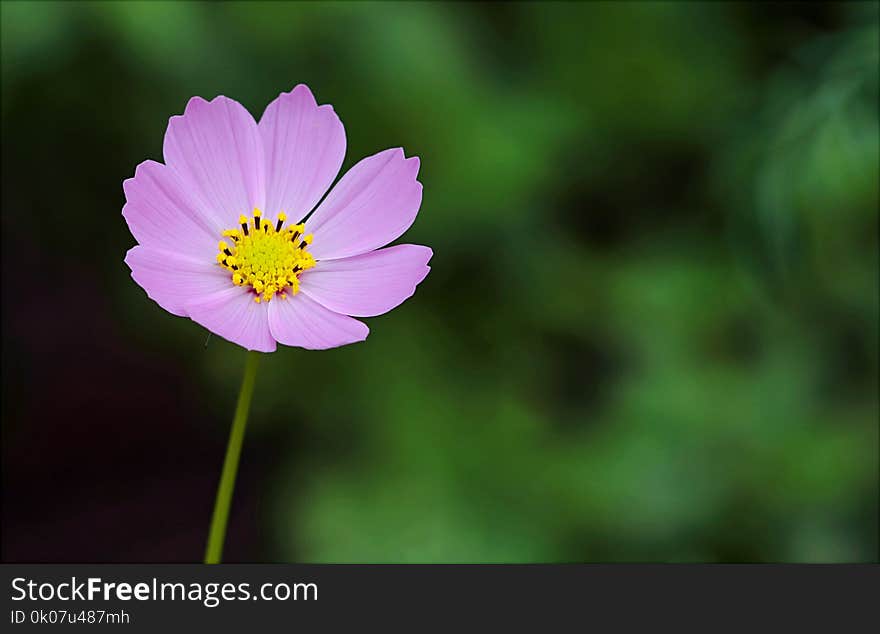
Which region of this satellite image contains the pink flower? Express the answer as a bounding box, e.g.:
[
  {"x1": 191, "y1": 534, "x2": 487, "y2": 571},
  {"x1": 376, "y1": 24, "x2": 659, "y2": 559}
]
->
[{"x1": 123, "y1": 85, "x2": 431, "y2": 351}]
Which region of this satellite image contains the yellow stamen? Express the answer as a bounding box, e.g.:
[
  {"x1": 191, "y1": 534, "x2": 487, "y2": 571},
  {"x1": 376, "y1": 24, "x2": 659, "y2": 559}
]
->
[{"x1": 216, "y1": 211, "x2": 316, "y2": 302}]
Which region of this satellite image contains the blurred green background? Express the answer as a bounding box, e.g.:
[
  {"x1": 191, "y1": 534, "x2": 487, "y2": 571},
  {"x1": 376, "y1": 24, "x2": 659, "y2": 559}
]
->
[{"x1": 1, "y1": 1, "x2": 877, "y2": 562}]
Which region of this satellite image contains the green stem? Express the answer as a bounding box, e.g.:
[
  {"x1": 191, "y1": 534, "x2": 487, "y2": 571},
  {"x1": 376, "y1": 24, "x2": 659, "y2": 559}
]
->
[{"x1": 204, "y1": 350, "x2": 261, "y2": 564}]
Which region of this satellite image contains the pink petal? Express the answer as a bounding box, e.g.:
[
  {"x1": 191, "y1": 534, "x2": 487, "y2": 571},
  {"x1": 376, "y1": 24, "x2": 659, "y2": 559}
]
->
[
  {"x1": 125, "y1": 246, "x2": 233, "y2": 317},
  {"x1": 163, "y1": 96, "x2": 265, "y2": 229},
  {"x1": 267, "y1": 293, "x2": 368, "y2": 350},
  {"x1": 305, "y1": 148, "x2": 422, "y2": 260},
  {"x1": 185, "y1": 287, "x2": 276, "y2": 352},
  {"x1": 259, "y1": 84, "x2": 346, "y2": 223},
  {"x1": 122, "y1": 160, "x2": 219, "y2": 259},
  {"x1": 299, "y1": 244, "x2": 432, "y2": 317}
]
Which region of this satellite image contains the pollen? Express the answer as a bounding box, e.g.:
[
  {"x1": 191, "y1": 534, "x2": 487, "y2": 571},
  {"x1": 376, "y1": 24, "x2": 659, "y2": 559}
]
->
[{"x1": 217, "y1": 209, "x2": 316, "y2": 302}]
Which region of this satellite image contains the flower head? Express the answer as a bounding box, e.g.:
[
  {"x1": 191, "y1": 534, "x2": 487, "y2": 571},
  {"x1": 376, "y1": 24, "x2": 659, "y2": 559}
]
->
[{"x1": 123, "y1": 85, "x2": 431, "y2": 351}]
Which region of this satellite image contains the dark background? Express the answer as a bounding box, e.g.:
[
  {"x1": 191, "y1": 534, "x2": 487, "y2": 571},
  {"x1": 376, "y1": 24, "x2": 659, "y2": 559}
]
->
[{"x1": 2, "y1": 1, "x2": 877, "y2": 562}]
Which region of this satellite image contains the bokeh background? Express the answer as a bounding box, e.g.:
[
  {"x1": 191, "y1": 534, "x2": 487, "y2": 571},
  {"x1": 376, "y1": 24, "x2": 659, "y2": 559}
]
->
[{"x1": 2, "y1": 1, "x2": 877, "y2": 562}]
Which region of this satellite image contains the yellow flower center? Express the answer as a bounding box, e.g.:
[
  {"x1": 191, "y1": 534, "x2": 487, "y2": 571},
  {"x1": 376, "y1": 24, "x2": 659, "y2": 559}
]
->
[{"x1": 216, "y1": 209, "x2": 316, "y2": 303}]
